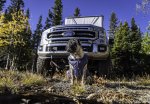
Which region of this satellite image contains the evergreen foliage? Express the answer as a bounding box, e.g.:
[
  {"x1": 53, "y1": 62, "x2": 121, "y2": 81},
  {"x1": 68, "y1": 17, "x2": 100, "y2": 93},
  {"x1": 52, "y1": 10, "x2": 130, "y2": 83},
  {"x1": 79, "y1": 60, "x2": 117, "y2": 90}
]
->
[
  {"x1": 44, "y1": 9, "x2": 53, "y2": 30},
  {"x1": 111, "y1": 22, "x2": 131, "y2": 75},
  {"x1": 8, "y1": 0, "x2": 24, "y2": 12},
  {"x1": 109, "y1": 12, "x2": 118, "y2": 34},
  {"x1": 129, "y1": 18, "x2": 142, "y2": 73},
  {"x1": 141, "y1": 32, "x2": 150, "y2": 73},
  {"x1": 26, "y1": 8, "x2": 30, "y2": 18},
  {"x1": 52, "y1": 0, "x2": 63, "y2": 25},
  {"x1": 109, "y1": 12, "x2": 118, "y2": 46},
  {"x1": 32, "y1": 15, "x2": 43, "y2": 71},
  {"x1": 74, "y1": 7, "x2": 81, "y2": 17},
  {"x1": 130, "y1": 18, "x2": 141, "y2": 54},
  {"x1": 112, "y1": 18, "x2": 142, "y2": 76},
  {"x1": 33, "y1": 15, "x2": 43, "y2": 50}
]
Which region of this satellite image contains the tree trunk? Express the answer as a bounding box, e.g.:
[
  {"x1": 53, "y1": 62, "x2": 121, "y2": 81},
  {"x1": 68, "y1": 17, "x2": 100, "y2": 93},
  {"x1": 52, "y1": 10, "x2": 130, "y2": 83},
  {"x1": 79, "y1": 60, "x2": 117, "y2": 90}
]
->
[
  {"x1": 31, "y1": 58, "x2": 35, "y2": 72},
  {"x1": 5, "y1": 53, "x2": 10, "y2": 70},
  {"x1": 10, "y1": 56, "x2": 16, "y2": 70}
]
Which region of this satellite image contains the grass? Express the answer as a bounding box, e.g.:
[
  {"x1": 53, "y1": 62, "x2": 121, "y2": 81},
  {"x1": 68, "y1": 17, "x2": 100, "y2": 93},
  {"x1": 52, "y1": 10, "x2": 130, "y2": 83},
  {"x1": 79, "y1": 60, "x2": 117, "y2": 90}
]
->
[
  {"x1": 92, "y1": 75, "x2": 108, "y2": 85},
  {"x1": 21, "y1": 71, "x2": 46, "y2": 86},
  {"x1": 92, "y1": 74, "x2": 150, "y2": 88},
  {"x1": 136, "y1": 74, "x2": 150, "y2": 86},
  {"x1": 0, "y1": 70, "x2": 46, "y2": 94},
  {"x1": 71, "y1": 84, "x2": 86, "y2": 95}
]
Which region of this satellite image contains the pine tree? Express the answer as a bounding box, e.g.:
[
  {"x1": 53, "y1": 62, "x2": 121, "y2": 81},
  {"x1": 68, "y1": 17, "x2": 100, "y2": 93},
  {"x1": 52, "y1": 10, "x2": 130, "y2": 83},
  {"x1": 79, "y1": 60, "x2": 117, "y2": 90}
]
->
[
  {"x1": 33, "y1": 15, "x2": 43, "y2": 49},
  {"x1": 32, "y1": 15, "x2": 43, "y2": 71},
  {"x1": 129, "y1": 18, "x2": 141, "y2": 71},
  {"x1": 44, "y1": 9, "x2": 53, "y2": 30},
  {"x1": 112, "y1": 22, "x2": 130, "y2": 75},
  {"x1": 26, "y1": 8, "x2": 30, "y2": 18},
  {"x1": 109, "y1": 12, "x2": 118, "y2": 43},
  {"x1": 8, "y1": 0, "x2": 24, "y2": 13},
  {"x1": 0, "y1": 0, "x2": 6, "y2": 11},
  {"x1": 52, "y1": 0, "x2": 63, "y2": 25},
  {"x1": 112, "y1": 22, "x2": 123, "y2": 74},
  {"x1": 74, "y1": 7, "x2": 81, "y2": 17}
]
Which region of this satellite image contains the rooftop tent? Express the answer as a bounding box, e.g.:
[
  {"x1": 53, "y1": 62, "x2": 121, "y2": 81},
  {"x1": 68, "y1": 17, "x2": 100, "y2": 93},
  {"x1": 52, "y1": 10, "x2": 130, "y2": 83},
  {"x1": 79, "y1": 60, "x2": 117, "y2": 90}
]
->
[{"x1": 65, "y1": 16, "x2": 104, "y2": 27}]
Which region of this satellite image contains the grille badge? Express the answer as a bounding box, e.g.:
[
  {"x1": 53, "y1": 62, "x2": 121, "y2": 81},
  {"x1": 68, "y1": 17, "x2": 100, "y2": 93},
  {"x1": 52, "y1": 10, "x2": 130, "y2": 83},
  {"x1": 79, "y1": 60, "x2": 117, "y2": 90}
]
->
[{"x1": 62, "y1": 31, "x2": 75, "y2": 37}]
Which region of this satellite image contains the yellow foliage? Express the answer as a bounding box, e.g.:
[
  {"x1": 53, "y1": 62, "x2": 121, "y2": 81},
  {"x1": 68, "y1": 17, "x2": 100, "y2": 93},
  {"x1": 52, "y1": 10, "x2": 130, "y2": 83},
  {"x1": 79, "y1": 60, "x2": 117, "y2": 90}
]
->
[{"x1": 0, "y1": 11, "x2": 29, "y2": 47}]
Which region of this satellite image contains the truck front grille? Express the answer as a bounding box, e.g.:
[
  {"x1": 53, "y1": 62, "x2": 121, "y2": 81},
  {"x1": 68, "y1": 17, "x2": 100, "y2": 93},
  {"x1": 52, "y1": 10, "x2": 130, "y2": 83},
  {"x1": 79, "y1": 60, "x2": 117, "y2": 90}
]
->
[{"x1": 47, "y1": 31, "x2": 95, "y2": 38}]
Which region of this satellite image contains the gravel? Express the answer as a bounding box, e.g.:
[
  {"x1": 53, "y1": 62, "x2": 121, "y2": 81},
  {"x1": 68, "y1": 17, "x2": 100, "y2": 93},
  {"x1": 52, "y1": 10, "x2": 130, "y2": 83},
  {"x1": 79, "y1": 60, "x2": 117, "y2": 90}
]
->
[{"x1": 43, "y1": 77, "x2": 150, "y2": 104}]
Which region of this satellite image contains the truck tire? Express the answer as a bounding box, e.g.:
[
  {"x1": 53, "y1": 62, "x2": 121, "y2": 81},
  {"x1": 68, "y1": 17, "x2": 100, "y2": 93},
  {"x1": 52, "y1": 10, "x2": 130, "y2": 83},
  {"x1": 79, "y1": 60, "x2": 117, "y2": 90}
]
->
[
  {"x1": 37, "y1": 57, "x2": 45, "y2": 74},
  {"x1": 37, "y1": 57, "x2": 49, "y2": 76}
]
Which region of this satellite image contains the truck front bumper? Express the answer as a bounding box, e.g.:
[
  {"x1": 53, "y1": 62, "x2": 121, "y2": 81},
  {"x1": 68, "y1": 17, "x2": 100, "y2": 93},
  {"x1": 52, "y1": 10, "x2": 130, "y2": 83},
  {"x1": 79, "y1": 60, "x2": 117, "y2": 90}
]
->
[{"x1": 38, "y1": 51, "x2": 109, "y2": 60}]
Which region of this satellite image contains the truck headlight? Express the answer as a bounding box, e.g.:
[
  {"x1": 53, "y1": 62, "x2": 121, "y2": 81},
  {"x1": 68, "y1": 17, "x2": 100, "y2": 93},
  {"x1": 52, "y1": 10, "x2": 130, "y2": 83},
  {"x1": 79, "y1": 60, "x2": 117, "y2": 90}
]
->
[
  {"x1": 38, "y1": 46, "x2": 43, "y2": 51},
  {"x1": 98, "y1": 45, "x2": 107, "y2": 52}
]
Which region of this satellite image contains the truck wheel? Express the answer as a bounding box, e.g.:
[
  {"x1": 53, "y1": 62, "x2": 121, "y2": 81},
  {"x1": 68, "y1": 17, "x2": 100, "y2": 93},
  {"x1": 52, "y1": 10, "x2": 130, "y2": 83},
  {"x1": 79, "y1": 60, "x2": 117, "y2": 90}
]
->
[
  {"x1": 37, "y1": 57, "x2": 45, "y2": 74},
  {"x1": 37, "y1": 57, "x2": 49, "y2": 76}
]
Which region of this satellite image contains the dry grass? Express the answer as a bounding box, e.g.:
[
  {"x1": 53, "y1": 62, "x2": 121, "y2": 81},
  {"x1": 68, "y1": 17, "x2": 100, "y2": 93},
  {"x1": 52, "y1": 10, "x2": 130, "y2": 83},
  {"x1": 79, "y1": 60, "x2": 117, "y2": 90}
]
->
[
  {"x1": 21, "y1": 71, "x2": 46, "y2": 86},
  {"x1": 137, "y1": 74, "x2": 150, "y2": 86},
  {"x1": 92, "y1": 75, "x2": 108, "y2": 85},
  {"x1": 100, "y1": 90, "x2": 133, "y2": 103},
  {"x1": 87, "y1": 89, "x2": 135, "y2": 103},
  {"x1": 0, "y1": 70, "x2": 46, "y2": 94}
]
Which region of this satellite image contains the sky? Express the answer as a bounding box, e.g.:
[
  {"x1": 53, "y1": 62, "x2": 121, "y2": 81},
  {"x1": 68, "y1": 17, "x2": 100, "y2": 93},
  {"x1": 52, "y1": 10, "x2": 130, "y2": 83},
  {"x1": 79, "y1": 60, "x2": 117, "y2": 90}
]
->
[{"x1": 5, "y1": 0, "x2": 150, "y2": 33}]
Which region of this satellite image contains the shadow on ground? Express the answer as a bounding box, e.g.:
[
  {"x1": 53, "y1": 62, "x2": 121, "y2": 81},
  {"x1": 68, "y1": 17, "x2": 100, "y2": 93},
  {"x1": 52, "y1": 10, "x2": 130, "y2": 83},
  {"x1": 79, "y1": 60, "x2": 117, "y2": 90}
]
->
[{"x1": 0, "y1": 93, "x2": 102, "y2": 104}]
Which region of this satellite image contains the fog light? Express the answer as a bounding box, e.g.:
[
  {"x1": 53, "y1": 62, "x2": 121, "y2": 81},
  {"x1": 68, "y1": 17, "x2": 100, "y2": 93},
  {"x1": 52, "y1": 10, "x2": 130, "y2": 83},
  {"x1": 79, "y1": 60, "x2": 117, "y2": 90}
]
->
[
  {"x1": 99, "y1": 47, "x2": 105, "y2": 51},
  {"x1": 38, "y1": 46, "x2": 43, "y2": 51},
  {"x1": 98, "y1": 45, "x2": 107, "y2": 52}
]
